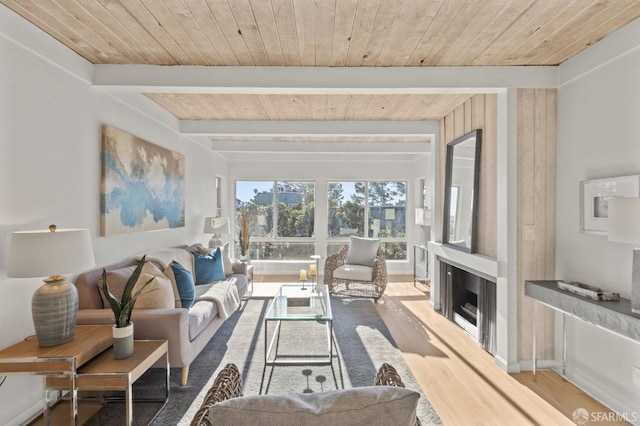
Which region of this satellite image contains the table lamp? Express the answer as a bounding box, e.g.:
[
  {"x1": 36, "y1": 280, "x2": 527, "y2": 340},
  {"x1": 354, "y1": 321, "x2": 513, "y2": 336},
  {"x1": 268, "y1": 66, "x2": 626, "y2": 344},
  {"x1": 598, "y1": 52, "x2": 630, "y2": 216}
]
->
[
  {"x1": 203, "y1": 217, "x2": 230, "y2": 249},
  {"x1": 608, "y1": 198, "x2": 640, "y2": 314},
  {"x1": 7, "y1": 226, "x2": 95, "y2": 346}
]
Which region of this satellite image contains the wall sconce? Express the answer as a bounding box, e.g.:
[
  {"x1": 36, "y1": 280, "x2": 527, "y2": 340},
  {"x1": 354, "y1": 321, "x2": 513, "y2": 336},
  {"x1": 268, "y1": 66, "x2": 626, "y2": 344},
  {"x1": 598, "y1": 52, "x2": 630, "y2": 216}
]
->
[
  {"x1": 608, "y1": 197, "x2": 640, "y2": 314},
  {"x1": 415, "y1": 208, "x2": 431, "y2": 226},
  {"x1": 203, "y1": 216, "x2": 230, "y2": 249}
]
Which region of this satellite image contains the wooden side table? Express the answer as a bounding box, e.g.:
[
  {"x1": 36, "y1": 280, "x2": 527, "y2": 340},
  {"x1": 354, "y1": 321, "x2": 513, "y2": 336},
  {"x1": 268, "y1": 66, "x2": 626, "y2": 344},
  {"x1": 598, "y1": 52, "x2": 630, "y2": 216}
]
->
[
  {"x1": 46, "y1": 340, "x2": 169, "y2": 426},
  {"x1": 0, "y1": 325, "x2": 112, "y2": 425}
]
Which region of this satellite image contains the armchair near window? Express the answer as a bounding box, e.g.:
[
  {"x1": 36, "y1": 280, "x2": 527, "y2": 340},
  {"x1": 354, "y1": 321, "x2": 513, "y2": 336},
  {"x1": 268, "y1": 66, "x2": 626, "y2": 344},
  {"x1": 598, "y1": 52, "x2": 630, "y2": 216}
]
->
[{"x1": 324, "y1": 236, "x2": 387, "y2": 301}]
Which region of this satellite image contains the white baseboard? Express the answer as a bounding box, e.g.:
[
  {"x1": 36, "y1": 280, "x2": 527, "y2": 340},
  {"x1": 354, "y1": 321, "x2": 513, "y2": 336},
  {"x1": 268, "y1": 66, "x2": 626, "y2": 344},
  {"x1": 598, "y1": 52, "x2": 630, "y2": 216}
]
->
[
  {"x1": 518, "y1": 359, "x2": 562, "y2": 372},
  {"x1": 494, "y1": 355, "x2": 522, "y2": 373},
  {"x1": 566, "y1": 369, "x2": 640, "y2": 426},
  {"x1": 7, "y1": 397, "x2": 46, "y2": 426}
]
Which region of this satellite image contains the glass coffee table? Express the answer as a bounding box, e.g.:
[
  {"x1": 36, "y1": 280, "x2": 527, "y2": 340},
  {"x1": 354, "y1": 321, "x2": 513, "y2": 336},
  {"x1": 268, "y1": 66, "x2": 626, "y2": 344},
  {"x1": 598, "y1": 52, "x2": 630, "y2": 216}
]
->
[{"x1": 264, "y1": 283, "x2": 333, "y2": 366}]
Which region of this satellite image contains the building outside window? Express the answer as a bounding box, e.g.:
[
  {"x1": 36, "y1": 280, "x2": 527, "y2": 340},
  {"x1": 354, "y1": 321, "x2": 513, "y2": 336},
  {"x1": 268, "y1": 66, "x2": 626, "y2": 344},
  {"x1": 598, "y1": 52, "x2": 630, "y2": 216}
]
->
[
  {"x1": 235, "y1": 181, "x2": 315, "y2": 260},
  {"x1": 328, "y1": 181, "x2": 407, "y2": 260}
]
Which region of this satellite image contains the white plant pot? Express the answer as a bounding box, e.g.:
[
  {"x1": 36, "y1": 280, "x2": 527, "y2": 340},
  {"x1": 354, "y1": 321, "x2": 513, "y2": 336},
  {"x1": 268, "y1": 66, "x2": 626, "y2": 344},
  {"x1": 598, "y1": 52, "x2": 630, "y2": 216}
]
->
[{"x1": 113, "y1": 322, "x2": 134, "y2": 359}]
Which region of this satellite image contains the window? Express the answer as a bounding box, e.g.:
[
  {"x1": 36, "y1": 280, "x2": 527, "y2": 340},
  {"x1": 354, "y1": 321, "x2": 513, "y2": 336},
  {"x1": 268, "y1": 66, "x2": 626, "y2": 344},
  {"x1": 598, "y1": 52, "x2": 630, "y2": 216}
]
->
[
  {"x1": 236, "y1": 181, "x2": 315, "y2": 260},
  {"x1": 328, "y1": 181, "x2": 407, "y2": 260},
  {"x1": 216, "y1": 176, "x2": 222, "y2": 216}
]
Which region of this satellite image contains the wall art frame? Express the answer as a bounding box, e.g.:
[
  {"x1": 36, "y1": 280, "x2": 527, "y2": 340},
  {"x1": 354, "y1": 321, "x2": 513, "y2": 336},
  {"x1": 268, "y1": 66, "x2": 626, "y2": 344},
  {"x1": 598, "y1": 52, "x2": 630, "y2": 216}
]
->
[
  {"x1": 580, "y1": 174, "x2": 640, "y2": 235},
  {"x1": 100, "y1": 124, "x2": 185, "y2": 236}
]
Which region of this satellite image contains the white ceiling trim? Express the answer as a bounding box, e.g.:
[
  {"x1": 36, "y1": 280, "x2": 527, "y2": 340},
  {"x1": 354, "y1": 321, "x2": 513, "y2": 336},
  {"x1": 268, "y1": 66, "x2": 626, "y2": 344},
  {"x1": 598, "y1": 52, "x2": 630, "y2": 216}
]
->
[
  {"x1": 210, "y1": 140, "x2": 430, "y2": 155},
  {"x1": 559, "y1": 16, "x2": 640, "y2": 88},
  {"x1": 93, "y1": 65, "x2": 559, "y2": 94}
]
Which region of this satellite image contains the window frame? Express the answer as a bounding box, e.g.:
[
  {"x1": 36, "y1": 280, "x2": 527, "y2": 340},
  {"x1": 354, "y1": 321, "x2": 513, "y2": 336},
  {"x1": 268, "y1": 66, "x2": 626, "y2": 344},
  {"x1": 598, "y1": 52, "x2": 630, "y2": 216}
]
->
[
  {"x1": 235, "y1": 180, "x2": 316, "y2": 260},
  {"x1": 327, "y1": 180, "x2": 408, "y2": 259}
]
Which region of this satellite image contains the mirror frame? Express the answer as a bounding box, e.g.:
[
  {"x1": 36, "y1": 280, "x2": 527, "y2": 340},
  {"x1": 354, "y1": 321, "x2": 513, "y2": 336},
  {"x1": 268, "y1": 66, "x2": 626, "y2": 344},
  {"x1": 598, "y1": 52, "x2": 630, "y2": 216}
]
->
[{"x1": 443, "y1": 129, "x2": 482, "y2": 253}]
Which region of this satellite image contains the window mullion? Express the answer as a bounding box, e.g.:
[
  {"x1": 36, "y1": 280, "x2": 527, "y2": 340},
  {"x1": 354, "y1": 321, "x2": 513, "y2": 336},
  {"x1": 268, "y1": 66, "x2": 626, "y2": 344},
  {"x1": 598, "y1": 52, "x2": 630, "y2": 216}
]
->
[
  {"x1": 364, "y1": 181, "x2": 369, "y2": 238},
  {"x1": 273, "y1": 181, "x2": 278, "y2": 238}
]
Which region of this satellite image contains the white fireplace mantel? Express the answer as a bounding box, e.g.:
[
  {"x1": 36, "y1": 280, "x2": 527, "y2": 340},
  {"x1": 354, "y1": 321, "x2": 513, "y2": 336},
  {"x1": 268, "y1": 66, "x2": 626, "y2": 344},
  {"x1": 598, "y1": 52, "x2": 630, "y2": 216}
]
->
[{"x1": 428, "y1": 242, "x2": 498, "y2": 280}]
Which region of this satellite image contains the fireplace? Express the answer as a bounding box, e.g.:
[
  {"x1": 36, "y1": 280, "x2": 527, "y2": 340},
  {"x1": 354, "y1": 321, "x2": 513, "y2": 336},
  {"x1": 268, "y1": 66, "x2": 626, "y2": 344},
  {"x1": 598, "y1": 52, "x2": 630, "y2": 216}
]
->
[{"x1": 440, "y1": 259, "x2": 497, "y2": 354}]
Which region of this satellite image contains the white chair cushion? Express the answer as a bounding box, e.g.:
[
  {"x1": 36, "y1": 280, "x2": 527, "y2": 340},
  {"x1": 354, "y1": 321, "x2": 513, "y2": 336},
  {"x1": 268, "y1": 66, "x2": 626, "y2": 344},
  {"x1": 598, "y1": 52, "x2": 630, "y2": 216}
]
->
[
  {"x1": 333, "y1": 264, "x2": 374, "y2": 282},
  {"x1": 346, "y1": 236, "x2": 380, "y2": 267}
]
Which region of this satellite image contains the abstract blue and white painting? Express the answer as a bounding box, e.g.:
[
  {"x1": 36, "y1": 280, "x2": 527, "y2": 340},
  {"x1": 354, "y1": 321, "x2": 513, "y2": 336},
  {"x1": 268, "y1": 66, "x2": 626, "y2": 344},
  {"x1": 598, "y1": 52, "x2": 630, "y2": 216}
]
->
[{"x1": 100, "y1": 125, "x2": 185, "y2": 236}]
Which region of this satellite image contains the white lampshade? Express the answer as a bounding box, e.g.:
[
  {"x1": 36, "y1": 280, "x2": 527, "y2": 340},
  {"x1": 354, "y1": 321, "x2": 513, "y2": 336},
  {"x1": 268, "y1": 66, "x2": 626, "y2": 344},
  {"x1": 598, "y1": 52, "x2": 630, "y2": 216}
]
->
[
  {"x1": 608, "y1": 198, "x2": 640, "y2": 244},
  {"x1": 203, "y1": 217, "x2": 230, "y2": 235},
  {"x1": 7, "y1": 227, "x2": 95, "y2": 347},
  {"x1": 8, "y1": 228, "x2": 95, "y2": 277}
]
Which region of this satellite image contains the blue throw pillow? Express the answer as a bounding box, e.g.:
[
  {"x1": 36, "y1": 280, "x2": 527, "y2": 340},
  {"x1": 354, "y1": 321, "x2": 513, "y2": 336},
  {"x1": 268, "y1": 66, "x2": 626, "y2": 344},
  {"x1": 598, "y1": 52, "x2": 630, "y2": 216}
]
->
[
  {"x1": 171, "y1": 261, "x2": 196, "y2": 309},
  {"x1": 193, "y1": 248, "x2": 226, "y2": 284}
]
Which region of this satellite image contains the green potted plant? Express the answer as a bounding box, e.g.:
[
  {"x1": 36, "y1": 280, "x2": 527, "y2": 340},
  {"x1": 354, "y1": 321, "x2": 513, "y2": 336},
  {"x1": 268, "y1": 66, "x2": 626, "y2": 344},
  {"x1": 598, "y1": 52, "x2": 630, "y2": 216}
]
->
[{"x1": 101, "y1": 255, "x2": 155, "y2": 359}]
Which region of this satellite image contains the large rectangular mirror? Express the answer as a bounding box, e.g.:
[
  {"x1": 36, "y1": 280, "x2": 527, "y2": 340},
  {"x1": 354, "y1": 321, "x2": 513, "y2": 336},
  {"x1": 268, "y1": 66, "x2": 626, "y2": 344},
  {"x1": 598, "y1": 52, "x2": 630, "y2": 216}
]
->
[{"x1": 443, "y1": 129, "x2": 482, "y2": 253}]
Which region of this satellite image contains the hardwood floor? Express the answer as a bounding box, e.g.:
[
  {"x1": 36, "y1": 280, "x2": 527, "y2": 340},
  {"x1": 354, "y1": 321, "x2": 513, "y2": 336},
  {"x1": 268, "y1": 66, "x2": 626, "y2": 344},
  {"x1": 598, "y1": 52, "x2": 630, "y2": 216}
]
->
[
  {"x1": 376, "y1": 279, "x2": 628, "y2": 426},
  {"x1": 32, "y1": 276, "x2": 626, "y2": 425}
]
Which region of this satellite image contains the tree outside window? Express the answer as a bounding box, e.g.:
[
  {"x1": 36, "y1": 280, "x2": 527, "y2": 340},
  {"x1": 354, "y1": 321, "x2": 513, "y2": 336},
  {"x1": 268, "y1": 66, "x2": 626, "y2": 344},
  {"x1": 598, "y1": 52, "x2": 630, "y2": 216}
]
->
[
  {"x1": 236, "y1": 181, "x2": 315, "y2": 260},
  {"x1": 328, "y1": 181, "x2": 407, "y2": 260}
]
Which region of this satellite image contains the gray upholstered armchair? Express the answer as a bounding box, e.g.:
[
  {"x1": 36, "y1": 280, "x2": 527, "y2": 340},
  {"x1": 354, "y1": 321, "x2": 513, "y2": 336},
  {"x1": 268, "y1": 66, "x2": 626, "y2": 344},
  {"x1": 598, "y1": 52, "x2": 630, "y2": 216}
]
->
[{"x1": 324, "y1": 236, "x2": 388, "y2": 301}]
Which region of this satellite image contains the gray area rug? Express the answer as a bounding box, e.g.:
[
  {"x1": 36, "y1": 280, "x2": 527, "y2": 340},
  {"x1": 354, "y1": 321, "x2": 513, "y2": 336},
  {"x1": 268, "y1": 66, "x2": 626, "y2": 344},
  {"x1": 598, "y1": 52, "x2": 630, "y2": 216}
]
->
[{"x1": 86, "y1": 295, "x2": 441, "y2": 425}]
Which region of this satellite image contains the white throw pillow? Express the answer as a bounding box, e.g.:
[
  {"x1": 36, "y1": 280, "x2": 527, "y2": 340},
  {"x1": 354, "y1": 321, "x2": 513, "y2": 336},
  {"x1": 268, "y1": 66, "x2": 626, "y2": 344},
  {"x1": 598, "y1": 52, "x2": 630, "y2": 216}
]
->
[
  {"x1": 346, "y1": 236, "x2": 381, "y2": 267},
  {"x1": 220, "y1": 243, "x2": 233, "y2": 276}
]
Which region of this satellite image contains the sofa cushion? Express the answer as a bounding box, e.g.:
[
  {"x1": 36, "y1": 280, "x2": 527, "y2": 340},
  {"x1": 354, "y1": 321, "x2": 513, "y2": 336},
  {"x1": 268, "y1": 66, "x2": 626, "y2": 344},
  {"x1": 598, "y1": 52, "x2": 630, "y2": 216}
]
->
[
  {"x1": 99, "y1": 262, "x2": 175, "y2": 310},
  {"x1": 188, "y1": 243, "x2": 211, "y2": 255},
  {"x1": 162, "y1": 263, "x2": 183, "y2": 308},
  {"x1": 333, "y1": 264, "x2": 374, "y2": 282},
  {"x1": 188, "y1": 243, "x2": 233, "y2": 276},
  {"x1": 136, "y1": 247, "x2": 195, "y2": 276},
  {"x1": 188, "y1": 300, "x2": 219, "y2": 340},
  {"x1": 193, "y1": 248, "x2": 226, "y2": 284},
  {"x1": 346, "y1": 236, "x2": 380, "y2": 267},
  {"x1": 208, "y1": 386, "x2": 420, "y2": 426},
  {"x1": 168, "y1": 261, "x2": 196, "y2": 309}
]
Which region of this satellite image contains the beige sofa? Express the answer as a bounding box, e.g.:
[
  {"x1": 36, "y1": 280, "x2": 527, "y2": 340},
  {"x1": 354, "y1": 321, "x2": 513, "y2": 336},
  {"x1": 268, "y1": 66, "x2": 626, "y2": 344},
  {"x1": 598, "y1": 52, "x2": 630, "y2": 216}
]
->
[
  {"x1": 191, "y1": 363, "x2": 421, "y2": 426},
  {"x1": 74, "y1": 244, "x2": 249, "y2": 386}
]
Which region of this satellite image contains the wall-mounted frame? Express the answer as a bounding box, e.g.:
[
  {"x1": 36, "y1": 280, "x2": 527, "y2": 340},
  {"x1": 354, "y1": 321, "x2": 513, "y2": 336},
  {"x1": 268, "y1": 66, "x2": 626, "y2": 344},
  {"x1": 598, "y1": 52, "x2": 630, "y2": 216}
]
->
[
  {"x1": 443, "y1": 129, "x2": 482, "y2": 253},
  {"x1": 101, "y1": 125, "x2": 185, "y2": 236},
  {"x1": 581, "y1": 174, "x2": 640, "y2": 235}
]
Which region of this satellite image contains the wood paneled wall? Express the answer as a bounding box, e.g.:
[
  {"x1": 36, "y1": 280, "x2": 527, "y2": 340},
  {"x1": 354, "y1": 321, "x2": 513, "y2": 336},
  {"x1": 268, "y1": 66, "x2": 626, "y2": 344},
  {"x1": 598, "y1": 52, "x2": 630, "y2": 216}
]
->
[
  {"x1": 517, "y1": 89, "x2": 557, "y2": 360},
  {"x1": 440, "y1": 90, "x2": 557, "y2": 364},
  {"x1": 440, "y1": 94, "x2": 497, "y2": 258}
]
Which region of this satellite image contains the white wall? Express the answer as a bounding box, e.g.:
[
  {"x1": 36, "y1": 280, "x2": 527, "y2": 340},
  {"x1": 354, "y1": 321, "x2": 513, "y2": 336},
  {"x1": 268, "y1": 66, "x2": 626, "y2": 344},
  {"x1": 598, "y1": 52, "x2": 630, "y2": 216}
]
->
[
  {"x1": 0, "y1": 11, "x2": 224, "y2": 424},
  {"x1": 557, "y1": 18, "x2": 640, "y2": 420}
]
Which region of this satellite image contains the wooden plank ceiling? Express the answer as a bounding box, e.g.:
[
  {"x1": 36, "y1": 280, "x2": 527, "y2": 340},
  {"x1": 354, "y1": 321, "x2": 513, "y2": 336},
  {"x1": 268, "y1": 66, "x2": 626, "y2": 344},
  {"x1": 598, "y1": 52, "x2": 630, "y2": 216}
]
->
[{"x1": 3, "y1": 0, "x2": 640, "y2": 126}]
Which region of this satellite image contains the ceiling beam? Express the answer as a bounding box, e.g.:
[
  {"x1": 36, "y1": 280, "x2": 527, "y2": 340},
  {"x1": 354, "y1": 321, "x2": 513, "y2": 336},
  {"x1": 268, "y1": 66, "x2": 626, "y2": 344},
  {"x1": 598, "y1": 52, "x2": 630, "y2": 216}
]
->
[
  {"x1": 180, "y1": 120, "x2": 437, "y2": 137},
  {"x1": 94, "y1": 65, "x2": 558, "y2": 94},
  {"x1": 209, "y1": 140, "x2": 430, "y2": 155}
]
